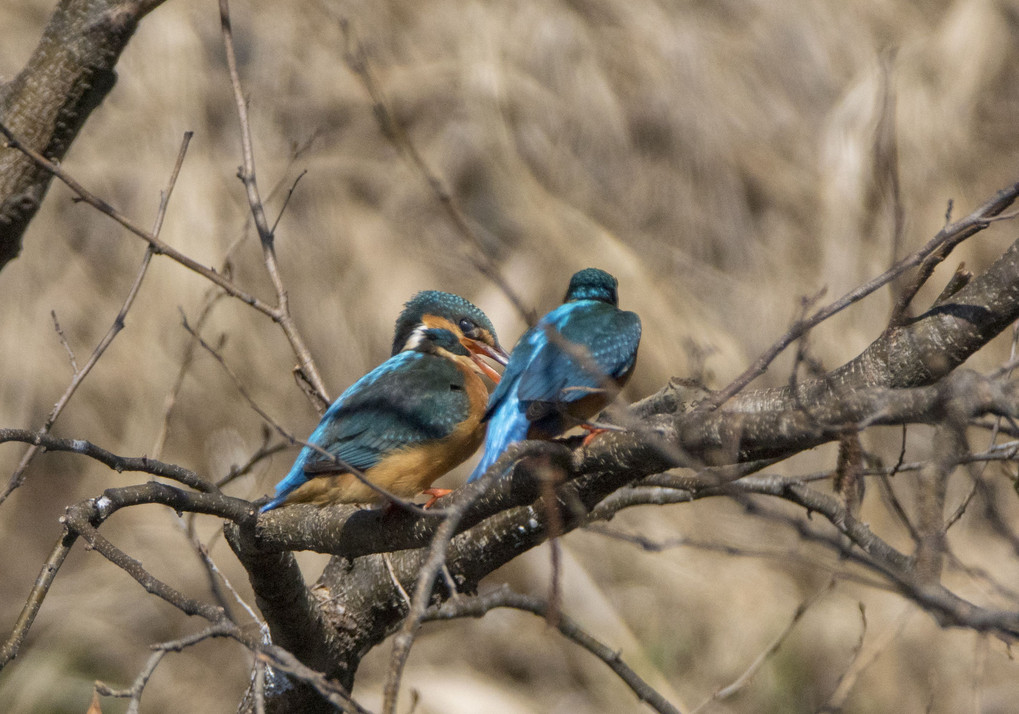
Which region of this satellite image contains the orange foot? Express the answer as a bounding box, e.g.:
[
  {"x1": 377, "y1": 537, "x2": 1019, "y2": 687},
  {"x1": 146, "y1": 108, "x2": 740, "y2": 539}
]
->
[
  {"x1": 421, "y1": 488, "x2": 452, "y2": 509},
  {"x1": 580, "y1": 424, "x2": 609, "y2": 447}
]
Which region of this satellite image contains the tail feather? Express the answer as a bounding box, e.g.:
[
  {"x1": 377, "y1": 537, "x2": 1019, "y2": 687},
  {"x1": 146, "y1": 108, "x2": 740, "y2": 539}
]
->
[
  {"x1": 259, "y1": 456, "x2": 308, "y2": 512},
  {"x1": 259, "y1": 494, "x2": 289, "y2": 513},
  {"x1": 468, "y1": 400, "x2": 529, "y2": 482}
]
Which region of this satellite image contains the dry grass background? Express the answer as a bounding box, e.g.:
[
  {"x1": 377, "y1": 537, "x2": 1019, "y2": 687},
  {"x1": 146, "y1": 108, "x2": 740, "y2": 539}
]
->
[{"x1": 2, "y1": 0, "x2": 1019, "y2": 712}]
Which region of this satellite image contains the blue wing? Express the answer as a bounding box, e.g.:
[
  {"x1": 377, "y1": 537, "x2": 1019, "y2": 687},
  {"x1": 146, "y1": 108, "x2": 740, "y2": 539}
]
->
[
  {"x1": 466, "y1": 389, "x2": 530, "y2": 482},
  {"x1": 262, "y1": 351, "x2": 470, "y2": 511},
  {"x1": 466, "y1": 319, "x2": 545, "y2": 482},
  {"x1": 517, "y1": 301, "x2": 641, "y2": 405},
  {"x1": 467, "y1": 300, "x2": 641, "y2": 482}
]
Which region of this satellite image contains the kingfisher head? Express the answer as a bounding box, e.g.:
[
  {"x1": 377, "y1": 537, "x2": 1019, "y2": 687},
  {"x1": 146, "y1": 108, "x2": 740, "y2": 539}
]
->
[
  {"x1": 564, "y1": 268, "x2": 618, "y2": 305},
  {"x1": 392, "y1": 291, "x2": 509, "y2": 369},
  {"x1": 403, "y1": 326, "x2": 498, "y2": 380},
  {"x1": 402, "y1": 326, "x2": 469, "y2": 355}
]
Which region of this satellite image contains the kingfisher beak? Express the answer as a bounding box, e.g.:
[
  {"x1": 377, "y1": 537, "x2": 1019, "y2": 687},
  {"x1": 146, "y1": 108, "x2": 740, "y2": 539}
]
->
[
  {"x1": 463, "y1": 338, "x2": 510, "y2": 366},
  {"x1": 462, "y1": 338, "x2": 508, "y2": 383},
  {"x1": 469, "y1": 353, "x2": 502, "y2": 383}
]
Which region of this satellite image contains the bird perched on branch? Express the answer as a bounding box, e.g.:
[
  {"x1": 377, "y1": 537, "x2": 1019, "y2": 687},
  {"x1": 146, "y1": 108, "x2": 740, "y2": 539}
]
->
[
  {"x1": 262, "y1": 292, "x2": 508, "y2": 511},
  {"x1": 468, "y1": 268, "x2": 641, "y2": 482}
]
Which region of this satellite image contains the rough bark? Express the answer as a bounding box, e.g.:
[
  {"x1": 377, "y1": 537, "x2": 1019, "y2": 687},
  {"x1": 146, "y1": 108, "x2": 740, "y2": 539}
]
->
[
  {"x1": 0, "y1": 0, "x2": 165, "y2": 269},
  {"x1": 235, "y1": 214, "x2": 1019, "y2": 710}
]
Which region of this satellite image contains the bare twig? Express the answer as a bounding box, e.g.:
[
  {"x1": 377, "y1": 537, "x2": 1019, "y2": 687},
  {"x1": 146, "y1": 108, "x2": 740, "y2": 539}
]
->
[
  {"x1": 67, "y1": 511, "x2": 231, "y2": 622},
  {"x1": 216, "y1": 435, "x2": 289, "y2": 490},
  {"x1": 0, "y1": 429, "x2": 216, "y2": 492},
  {"x1": 4, "y1": 482, "x2": 367, "y2": 710},
  {"x1": 427, "y1": 585, "x2": 682, "y2": 714},
  {"x1": 946, "y1": 325, "x2": 1019, "y2": 532},
  {"x1": 255, "y1": 646, "x2": 369, "y2": 714},
  {"x1": 0, "y1": 121, "x2": 277, "y2": 314},
  {"x1": 340, "y1": 19, "x2": 535, "y2": 325},
  {"x1": 692, "y1": 579, "x2": 836, "y2": 711},
  {"x1": 50, "y1": 310, "x2": 78, "y2": 373},
  {"x1": 0, "y1": 132, "x2": 192, "y2": 504},
  {"x1": 95, "y1": 622, "x2": 237, "y2": 714},
  {"x1": 585, "y1": 523, "x2": 885, "y2": 589},
  {"x1": 706, "y1": 181, "x2": 1019, "y2": 409},
  {"x1": 816, "y1": 602, "x2": 868, "y2": 713},
  {"x1": 270, "y1": 169, "x2": 308, "y2": 235},
  {"x1": 0, "y1": 532, "x2": 75, "y2": 668},
  {"x1": 219, "y1": 0, "x2": 329, "y2": 405},
  {"x1": 382, "y1": 507, "x2": 465, "y2": 713},
  {"x1": 875, "y1": 425, "x2": 921, "y2": 544},
  {"x1": 151, "y1": 288, "x2": 229, "y2": 459},
  {"x1": 819, "y1": 608, "x2": 914, "y2": 712}
]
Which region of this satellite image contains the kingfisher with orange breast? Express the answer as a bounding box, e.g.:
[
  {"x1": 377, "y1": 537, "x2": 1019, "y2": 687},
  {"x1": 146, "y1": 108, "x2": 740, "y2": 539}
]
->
[
  {"x1": 468, "y1": 268, "x2": 641, "y2": 482},
  {"x1": 261, "y1": 292, "x2": 508, "y2": 511}
]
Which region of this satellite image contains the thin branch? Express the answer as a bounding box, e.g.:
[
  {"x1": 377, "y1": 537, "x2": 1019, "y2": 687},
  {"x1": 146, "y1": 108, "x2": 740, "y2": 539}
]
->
[
  {"x1": 340, "y1": 19, "x2": 535, "y2": 325},
  {"x1": 584, "y1": 523, "x2": 885, "y2": 589},
  {"x1": 0, "y1": 121, "x2": 277, "y2": 314},
  {"x1": 256, "y1": 646, "x2": 370, "y2": 714},
  {"x1": 216, "y1": 435, "x2": 289, "y2": 490},
  {"x1": 271, "y1": 169, "x2": 308, "y2": 235},
  {"x1": 706, "y1": 181, "x2": 1019, "y2": 409},
  {"x1": 946, "y1": 326, "x2": 1019, "y2": 532},
  {"x1": 219, "y1": 0, "x2": 329, "y2": 405},
  {"x1": 382, "y1": 506, "x2": 466, "y2": 713},
  {"x1": 0, "y1": 429, "x2": 216, "y2": 492},
  {"x1": 426, "y1": 585, "x2": 682, "y2": 714},
  {"x1": 0, "y1": 531, "x2": 75, "y2": 669},
  {"x1": 65, "y1": 510, "x2": 231, "y2": 622},
  {"x1": 818, "y1": 608, "x2": 914, "y2": 712},
  {"x1": 2, "y1": 481, "x2": 365, "y2": 711},
  {"x1": 730, "y1": 477, "x2": 1019, "y2": 639},
  {"x1": 875, "y1": 425, "x2": 921, "y2": 544},
  {"x1": 50, "y1": 309, "x2": 78, "y2": 373},
  {"x1": 816, "y1": 602, "x2": 868, "y2": 713},
  {"x1": 95, "y1": 622, "x2": 237, "y2": 714},
  {"x1": 176, "y1": 518, "x2": 236, "y2": 623},
  {"x1": 151, "y1": 288, "x2": 229, "y2": 459},
  {"x1": 692, "y1": 579, "x2": 836, "y2": 712},
  {"x1": 96, "y1": 649, "x2": 167, "y2": 713},
  {"x1": 0, "y1": 132, "x2": 192, "y2": 504}
]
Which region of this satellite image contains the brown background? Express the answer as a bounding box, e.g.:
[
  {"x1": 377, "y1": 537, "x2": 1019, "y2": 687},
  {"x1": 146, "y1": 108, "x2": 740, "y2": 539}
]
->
[{"x1": 2, "y1": 0, "x2": 1019, "y2": 711}]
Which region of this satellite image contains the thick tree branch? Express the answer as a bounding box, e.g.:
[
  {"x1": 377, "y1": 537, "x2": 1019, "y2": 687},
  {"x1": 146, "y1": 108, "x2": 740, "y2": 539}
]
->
[{"x1": 706, "y1": 180, "x2": 1019, "y2": 408}]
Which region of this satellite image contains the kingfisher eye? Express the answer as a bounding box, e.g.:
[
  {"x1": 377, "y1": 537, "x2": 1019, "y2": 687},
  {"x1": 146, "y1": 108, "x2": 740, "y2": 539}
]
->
[{"x1": 458, "y1": 318, "x2": 478, "y2": 336}]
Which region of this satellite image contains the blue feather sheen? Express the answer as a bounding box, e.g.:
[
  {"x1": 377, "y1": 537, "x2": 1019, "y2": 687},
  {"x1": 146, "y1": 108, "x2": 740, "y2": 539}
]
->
[
  {"x1": 262, "y1": 341, "x2": 471, "y2": 511},
  {"x1": 468, "y1": 296, "x2": 640, "y2": 482}
]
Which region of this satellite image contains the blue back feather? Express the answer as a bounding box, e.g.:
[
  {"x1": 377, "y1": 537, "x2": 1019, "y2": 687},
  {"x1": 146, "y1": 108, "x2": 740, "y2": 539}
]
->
[
  {"x1": 468, "y1": 275, "x2": 641, "y2": 483},
  {"x1": 262, "y1": 331, "x2": 471, "y2": 511}
]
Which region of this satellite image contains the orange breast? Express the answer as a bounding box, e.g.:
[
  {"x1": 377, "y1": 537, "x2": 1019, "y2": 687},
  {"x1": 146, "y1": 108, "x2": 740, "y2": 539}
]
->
[{"x1": 283, "y1": 355, "x2": 490, "y2": 507}]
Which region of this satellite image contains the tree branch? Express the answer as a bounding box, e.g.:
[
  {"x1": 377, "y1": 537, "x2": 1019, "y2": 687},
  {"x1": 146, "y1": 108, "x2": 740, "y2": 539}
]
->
[{"x1": 426, "y1": 585, "x2": 683, "y2": 714}]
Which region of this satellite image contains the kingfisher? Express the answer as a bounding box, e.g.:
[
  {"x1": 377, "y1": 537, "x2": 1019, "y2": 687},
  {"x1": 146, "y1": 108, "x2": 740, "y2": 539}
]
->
[
  {"x1": 261, "y1": 292, "x2": 508, "y2": 511},
  {"x1": 468, "y1": 268, "x2": 641, "y2": 482},
  {"x1": 390, "y1": 290, "x2": 508, "y2": 382}
]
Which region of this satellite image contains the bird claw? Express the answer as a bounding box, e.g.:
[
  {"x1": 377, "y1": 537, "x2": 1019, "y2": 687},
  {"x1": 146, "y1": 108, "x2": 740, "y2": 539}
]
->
[
  {"x1": 421, "y1": 487, "x2": 452, "y2": 508},
  {"x1": 580, "y1": 424, "x2": 609, "y2": 446}
]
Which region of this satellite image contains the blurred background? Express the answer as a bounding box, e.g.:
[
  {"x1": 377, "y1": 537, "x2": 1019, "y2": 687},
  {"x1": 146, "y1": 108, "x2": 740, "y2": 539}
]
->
[{"x1": 3, "y1": 0, "x2": 1019, "y2": 711}]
